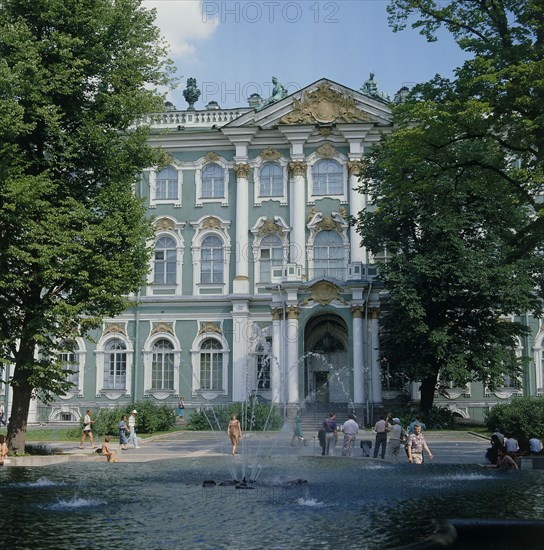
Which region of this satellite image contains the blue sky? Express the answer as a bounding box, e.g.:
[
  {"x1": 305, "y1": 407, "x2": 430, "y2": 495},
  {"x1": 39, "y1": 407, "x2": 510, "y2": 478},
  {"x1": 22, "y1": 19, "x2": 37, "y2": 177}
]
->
[{"x1": 144, "y1": 0, "x2": 468, "y2": 109}]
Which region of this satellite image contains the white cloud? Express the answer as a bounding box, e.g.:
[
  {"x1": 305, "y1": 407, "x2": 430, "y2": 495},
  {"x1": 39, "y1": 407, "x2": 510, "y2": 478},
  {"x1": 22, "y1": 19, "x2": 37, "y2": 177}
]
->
[{"x1": 143, "y1": 0, "x2": 219, "y2": 59}]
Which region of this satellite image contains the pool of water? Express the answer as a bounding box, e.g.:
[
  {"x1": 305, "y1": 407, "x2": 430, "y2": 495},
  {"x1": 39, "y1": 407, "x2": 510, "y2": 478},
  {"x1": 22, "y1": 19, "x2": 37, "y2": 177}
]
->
[{"x1": 2, "y1": 456, "x2": 543, "y2": 549}]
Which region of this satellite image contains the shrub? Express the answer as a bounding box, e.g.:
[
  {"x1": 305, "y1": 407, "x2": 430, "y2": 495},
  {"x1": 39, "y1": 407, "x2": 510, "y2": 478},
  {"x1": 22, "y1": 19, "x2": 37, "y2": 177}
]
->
[
  {"x1": 186, "y1": 402, "x2": 282, "y2": 431},
  {"x1": 386, "y1": 405, "x2": 456, "y2": 430},
  {"x1": 74, "y1": 402, "x2": 176, "y2": 437},
  {"x1": 484, "y1": 397, "x2": 544, "y2": 437}
]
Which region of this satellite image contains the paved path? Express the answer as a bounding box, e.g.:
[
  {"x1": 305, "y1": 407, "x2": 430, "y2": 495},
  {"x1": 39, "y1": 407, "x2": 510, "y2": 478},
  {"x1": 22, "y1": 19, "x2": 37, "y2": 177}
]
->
[{"x1": 7, "y1": 430, "x2": 490, "y2": 466}]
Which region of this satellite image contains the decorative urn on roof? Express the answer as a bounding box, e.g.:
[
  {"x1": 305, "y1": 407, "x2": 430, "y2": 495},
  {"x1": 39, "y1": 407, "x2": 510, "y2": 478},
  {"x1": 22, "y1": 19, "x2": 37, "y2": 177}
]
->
[{"x1": 183, "y1": 77, "x2": 201, "y2": 111}]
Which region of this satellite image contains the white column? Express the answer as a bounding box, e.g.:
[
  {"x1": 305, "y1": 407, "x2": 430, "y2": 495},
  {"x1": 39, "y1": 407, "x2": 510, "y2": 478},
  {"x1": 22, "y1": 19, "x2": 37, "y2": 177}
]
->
[
  {"x1": 233, "y1": 162, "x2": 250, "y2": 294},
  {"x1": 231, "y1": 301, "x2": 249, "y2": 402},
  {"x1": 352, "y1": 306, "x2": 364, "y2": 404},
  {"x1": 288, "y1": 161, "x2": 307, "y2": 270},
  {"x1": 271, "y1": 308, "x2": 282, "y2": 404},
  {"x1": 369, "y1": 307, "x2": 382, "y2": 403},
  {"x1": 286, "y1": 305, "x2": 300, "y2": 404},
  {"x1": 348, "y1": 160, "x2": 365, "y2": 263}
]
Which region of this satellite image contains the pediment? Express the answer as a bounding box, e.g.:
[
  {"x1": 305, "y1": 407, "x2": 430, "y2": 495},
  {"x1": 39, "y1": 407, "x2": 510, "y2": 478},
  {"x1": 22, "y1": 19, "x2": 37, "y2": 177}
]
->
[{"x1": 224, "y1": 79, "x2": 392, "y2": 130}]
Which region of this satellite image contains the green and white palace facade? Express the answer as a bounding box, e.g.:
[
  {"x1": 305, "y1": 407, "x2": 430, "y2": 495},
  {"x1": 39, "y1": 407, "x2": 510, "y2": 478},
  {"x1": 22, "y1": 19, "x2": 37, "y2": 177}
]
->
[{"x1": 2, "y1": 78, "x2": 543, "y2": 426}]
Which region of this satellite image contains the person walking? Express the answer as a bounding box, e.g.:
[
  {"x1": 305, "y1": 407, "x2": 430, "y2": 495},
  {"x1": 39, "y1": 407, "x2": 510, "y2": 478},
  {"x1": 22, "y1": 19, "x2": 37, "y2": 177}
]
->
[
  {"x1": 291, "y1": 411, "x2": 307, "y2": 446},
  {"x1": 0, "y1": 402, "x2": 6, "y2": 427},
  {"x1": 341, "y1": 414, "x2": 359, "y2": 457},
  {"x1": 118, "y1": 415, "x2": 129, "y2": 450},
  {"x1": 227, "y1": 413, "x2": 242, "y2": 455},
  {"x1": 177, "y1": 397, "x2": 185, "y2": 421},
  {"x1": 322, "y1": 412, "x2": 338, "y2": 456},
  {"x1": 128, "y1": 409, "x2": 140, "y2": 448},
  {"x1": 373, "y1": 415, "x2": 389, "y2": 459},
  {"x1": 79, "y1": 409, "x2": 96, "y2": 449},
  {"x1": 387, "y1": 417, "x2": 406, "y2": 463},
  {"x1": 407, "y1": 424, "x2": 433, "y2": 464}
]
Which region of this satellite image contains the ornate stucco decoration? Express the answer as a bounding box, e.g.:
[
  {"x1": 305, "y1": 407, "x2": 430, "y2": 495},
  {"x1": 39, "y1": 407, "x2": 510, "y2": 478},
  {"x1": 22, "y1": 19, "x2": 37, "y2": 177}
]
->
[
  {"x1": 316, "y1": 143, "x2": 337, "y2": 159},
  {"x1": 307, "y1": 206, "x2": 317, "y2": 223},
  {"x1": 288, "y1": 161, "x2": 307, "y2": 177},
  {"x1": 151, "y1": 322, "x2": 175, "y2": 336},
  {"x1": 154, "y1": 217, "x2": 176, "y2": 231},
  {"x1": 306, "y1": 281, "x2": 346, "y2": 306},
  {"x1": 205, "y1": 152, "x2": 220, "y2": 162},
  {"x1": 202, "y1": 216, "x2": 221, "y2": 230},
  {"x1": 339, "y1": 207, "x2": 347, "y2": 220},
  {"x1": 104, "y1": 323, "x2": 127, "y2": 337},
  {"x1": 347, "y1": 160, "x2": 365, "y2": 176},
  {"x1": 258, "y1": 218, "x2": 282, "y2": 236},
  {"x1": 318, "y1": 127, "x2": 333, "y2": 137},
  {"x1": 260, "y1": 148, "x2": 282, "y2": 161},
  {"x1": 198, "y1": 322, "x2": 222, "y2": 335},
  {"x1": 280, "y1": 83, "x2": 371, "y2": 125},
  {"x1": 234, "y1": 163, "x2": 250, "y2": 178},
  {"x1": 316, "y1": 215, "x2": 343, "y2": 233}
]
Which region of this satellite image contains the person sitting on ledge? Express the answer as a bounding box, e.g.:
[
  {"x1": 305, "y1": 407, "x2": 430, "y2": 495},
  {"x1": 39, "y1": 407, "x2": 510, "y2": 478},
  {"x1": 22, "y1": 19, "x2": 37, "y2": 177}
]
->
[
  {"x1": 101, "y1": 436, "x2": 119, "y2": 463},
  {"x1": 485, "y1": 446, "x2": 519, "y2": 471}
]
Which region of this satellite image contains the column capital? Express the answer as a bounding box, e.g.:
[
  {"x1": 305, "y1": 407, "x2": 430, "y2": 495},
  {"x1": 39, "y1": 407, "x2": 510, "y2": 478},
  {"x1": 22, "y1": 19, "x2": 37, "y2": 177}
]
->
[
  {"x1": 234, "y1": 163, "x2": 250, "y2": 179},
  {"x1": 271, "y1": 307, "x2": 283, "y2": 321},
  {"x1": 288, "y1": 161, "x2": 307, "y2": 177},
  {"x1": 369, "y1": 307, "x2": 380, "y2": 319},
  {"x1": 351, "y1": 305, "x2": 364, "y2": 318},
  {"x1": 347, "y1": 160, "x2": 365, "y2": 176},
  {"x1": 286, "y1": 305, "x2": 299, "y2": 319}
]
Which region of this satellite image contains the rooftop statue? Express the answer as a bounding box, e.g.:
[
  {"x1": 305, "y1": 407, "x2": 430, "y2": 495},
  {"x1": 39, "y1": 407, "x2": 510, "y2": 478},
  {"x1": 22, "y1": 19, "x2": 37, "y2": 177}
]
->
[
  {"x1": 183, "y1": 77, "x2": 201, "y2": 110},
  {"x1": 360, "y1": 72, "x2": 390, "y2": 102},
  {"x1": 258, "y1": 76, "x2": 288, "y2": 109}
]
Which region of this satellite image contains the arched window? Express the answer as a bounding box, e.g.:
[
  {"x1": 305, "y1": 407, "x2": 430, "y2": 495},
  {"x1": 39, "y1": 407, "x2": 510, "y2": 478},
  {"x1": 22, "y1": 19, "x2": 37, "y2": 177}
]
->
[
  {"x1": 156, "y1": 166, "x2": 178, "y2": 200},
  {"x1": 201, "y1": 235, "x2": 224, "y2": 283},
  {"x1": 313, "y1": 231, "x2": 344, "y2": 278},
  {"x1": 104, "y1": 338, "x2": 127, "y2": 390},
  {"x1": 312, "y1": 159, "x2": 343, "y2": 195},
  {"x1": 154, "y1": 235, "x2": 177, "y2": 285},
  {"x1": 259, "y1": 234, "x2": 283, "y2": 283},
  {"x1": 151, "y1": 339, "x2": 174, "y2": 390},
  {"x1": 202, "y1": 163, "x2": 224, "y2": 198},
  {"x1": 200, "y1": 338, "x2": 223, "y2": 390},
  {"x1": 259, "y1": 163, "x2": 283, "y2": 197}
]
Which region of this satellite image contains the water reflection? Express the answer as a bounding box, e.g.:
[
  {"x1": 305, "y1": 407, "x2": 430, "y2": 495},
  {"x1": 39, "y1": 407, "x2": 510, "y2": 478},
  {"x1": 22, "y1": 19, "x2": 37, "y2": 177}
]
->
[{"x1": 1, "y1": 457, "x2": 543, "y2": 549}]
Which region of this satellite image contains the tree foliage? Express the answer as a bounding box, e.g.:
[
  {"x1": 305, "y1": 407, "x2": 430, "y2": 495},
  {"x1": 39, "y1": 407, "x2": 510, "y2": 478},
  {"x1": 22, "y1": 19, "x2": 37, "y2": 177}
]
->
[
  {"x1": 484, "y1": 397, "x2": 544, "y2": 438},
  {"x1": 0, "y1": 0, "x2": 173, "y2": 451},
  {"x1": 357, "y1": 0, "x2": 544, "y2": 409}
]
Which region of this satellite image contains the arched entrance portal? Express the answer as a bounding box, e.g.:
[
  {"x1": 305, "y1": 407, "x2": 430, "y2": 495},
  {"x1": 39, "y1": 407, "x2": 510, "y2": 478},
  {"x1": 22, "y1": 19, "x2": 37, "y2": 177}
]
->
[{"x1": 304, "y1": 314, "x2": 349, "y2": 403}]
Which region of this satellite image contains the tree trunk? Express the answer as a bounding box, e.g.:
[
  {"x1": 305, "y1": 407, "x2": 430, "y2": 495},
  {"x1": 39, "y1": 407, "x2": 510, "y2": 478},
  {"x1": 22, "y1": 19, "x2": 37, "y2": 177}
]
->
[
  {"x1": 7, "y1": 366, "x2": 34, "y2": 453},
  {"x1": 419, "y1": 371, "x2": 439, "y2": 412}
]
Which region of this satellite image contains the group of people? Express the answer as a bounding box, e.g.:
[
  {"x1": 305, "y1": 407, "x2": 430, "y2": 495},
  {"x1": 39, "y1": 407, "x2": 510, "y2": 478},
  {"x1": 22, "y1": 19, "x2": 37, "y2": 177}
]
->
[
  {"x1": 79, "y1": 408, "x2": 140, "y2": 463},
  {"x1": 372, "y1": 413, "x2": 433, "y2": 464},
  {"x1": 484, "y1": 428, "x2": 544, "y2": 470},
  {"x1": 315, "y1": 411, "x2": 432, "y2": 464}
]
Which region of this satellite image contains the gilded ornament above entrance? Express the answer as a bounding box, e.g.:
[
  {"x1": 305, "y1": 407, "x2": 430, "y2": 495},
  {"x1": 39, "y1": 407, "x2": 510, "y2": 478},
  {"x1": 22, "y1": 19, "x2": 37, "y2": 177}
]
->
[{"x1": 280, "y1": 83, "x2": 371, "y2": 125}]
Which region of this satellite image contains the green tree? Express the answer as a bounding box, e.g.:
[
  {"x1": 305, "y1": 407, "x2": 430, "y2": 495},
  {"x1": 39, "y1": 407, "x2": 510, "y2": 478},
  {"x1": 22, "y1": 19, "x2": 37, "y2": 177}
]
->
[
  {"x1": 0, "y1": 0, "x2": 173, "y2": 452},
  {"x1": 357, "y1": 0, "x2": 544, "y2": 410}
]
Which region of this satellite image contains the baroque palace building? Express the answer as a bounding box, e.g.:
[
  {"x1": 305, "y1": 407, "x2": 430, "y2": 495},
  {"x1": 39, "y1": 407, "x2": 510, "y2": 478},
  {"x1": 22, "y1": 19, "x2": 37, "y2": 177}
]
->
[{"x1": 2, "y1": 77, "x2": 543, "y2": 425}]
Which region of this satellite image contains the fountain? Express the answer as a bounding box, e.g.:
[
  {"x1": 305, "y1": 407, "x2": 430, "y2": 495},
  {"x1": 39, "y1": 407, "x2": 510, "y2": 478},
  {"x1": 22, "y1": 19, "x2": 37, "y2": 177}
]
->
[
  {"x1": 2, "y1": 456, "x2": 544, "y2": 549},
  {"x1": 2, "y1": 332, "x2": 544, "y2": 549}
]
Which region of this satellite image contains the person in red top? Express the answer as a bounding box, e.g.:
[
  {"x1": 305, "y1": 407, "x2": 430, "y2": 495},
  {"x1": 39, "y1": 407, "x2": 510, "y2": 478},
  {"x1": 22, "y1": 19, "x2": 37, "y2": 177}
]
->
[{"x1": 407, "y1": 424, "x2": 433, "y2": 464}]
